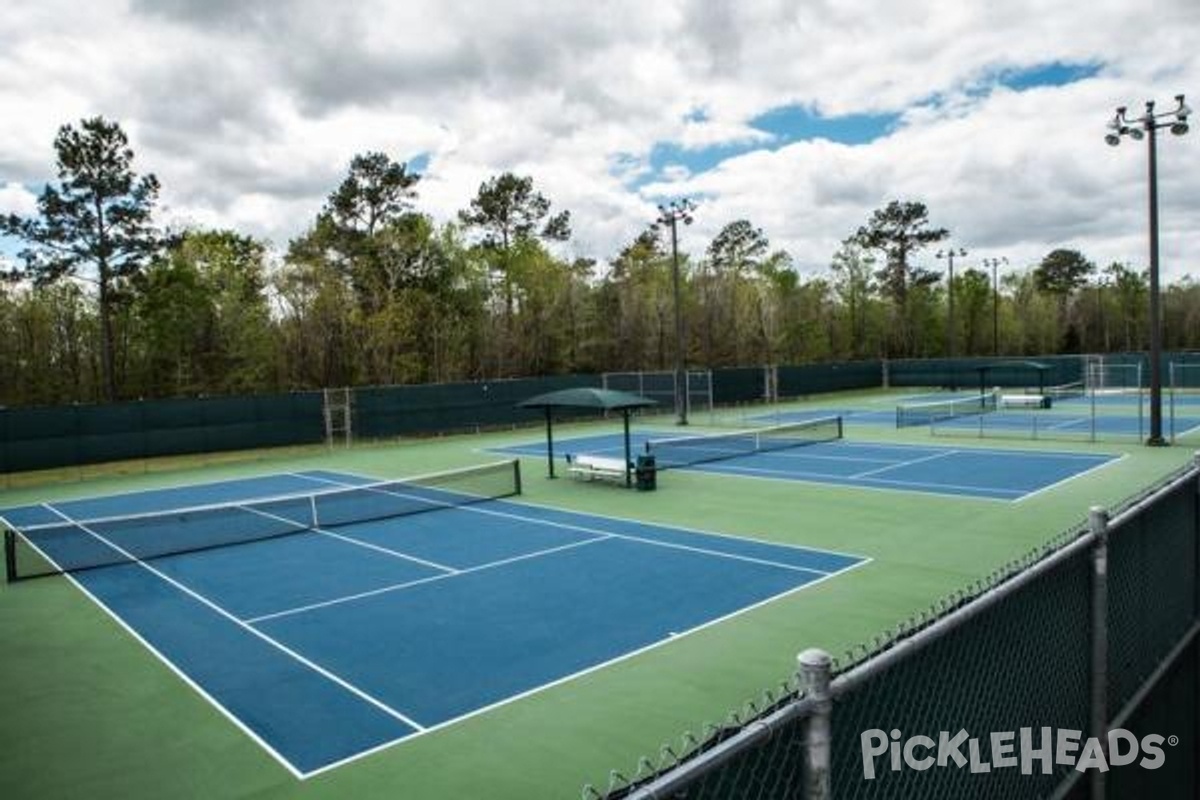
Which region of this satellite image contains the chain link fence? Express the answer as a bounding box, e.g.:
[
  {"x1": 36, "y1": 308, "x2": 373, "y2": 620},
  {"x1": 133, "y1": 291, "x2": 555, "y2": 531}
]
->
[{"x1": 587, "y1": 457, "x2": 1200, "y2": 800}]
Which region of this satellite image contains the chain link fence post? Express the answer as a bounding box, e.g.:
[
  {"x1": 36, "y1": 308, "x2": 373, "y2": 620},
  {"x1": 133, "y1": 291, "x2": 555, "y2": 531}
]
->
[
  {"x1": 1089, "y1": 505, "x2": 1109, "y2": 800},
  {"x1": 798, "y1": 648, "x2": 832, "y2": 800}
]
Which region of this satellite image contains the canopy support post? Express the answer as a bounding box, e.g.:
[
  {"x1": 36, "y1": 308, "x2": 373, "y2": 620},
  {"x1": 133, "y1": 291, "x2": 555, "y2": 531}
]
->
[
  {"x1": 545, "y1": 407, "x2": 556, "y2": 479},
  {"x1": 623, "y1": 410, "x2": 632, "y2": 488}
]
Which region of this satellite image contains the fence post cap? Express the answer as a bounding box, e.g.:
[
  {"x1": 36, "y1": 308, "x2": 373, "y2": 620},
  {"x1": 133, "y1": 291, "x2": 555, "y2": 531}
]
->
[{"x1": 797, "y1": 648, "x2": 832, "y2": 669}]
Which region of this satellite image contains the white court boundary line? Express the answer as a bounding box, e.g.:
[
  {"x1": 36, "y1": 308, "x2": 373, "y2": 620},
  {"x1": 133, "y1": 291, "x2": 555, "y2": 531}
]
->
[
  {"x1": 312, "y1": 467, "x2": 872, "y2": 564},
  {"x1": 703, "y1": 462, "x2": 1024, "y2": 499},
  {"x1": 1012, "y1": 453, "x2": 1128, "y2": 504},
  {"x1": 5, "y1": 520, "x2": 310, "y2": 780},
  {"x1": 36, "y1": 502, "x2": 429, "y2": 772},
  {"x1": 675, "y1": 461, "x2": 1018, "y2": 503},
  {"x1": 299, "y1": 550, "x2": 874, "y2": 779},
  {"x1": 13, "y1": 471, "x2": 871, "y2": 780},
  {"x1": 293, "y1": 473, "x2": 838, "y2": 577}
]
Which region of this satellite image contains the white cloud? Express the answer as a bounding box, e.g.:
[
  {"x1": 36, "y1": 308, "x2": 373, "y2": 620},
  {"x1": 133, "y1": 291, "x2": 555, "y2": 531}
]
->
[
  {"x1": 0, "y1": 182, "x2": 37, "y2": 216},
  {"x1": 0, "y1": 0, "x2": 1198, "y2": 281}
]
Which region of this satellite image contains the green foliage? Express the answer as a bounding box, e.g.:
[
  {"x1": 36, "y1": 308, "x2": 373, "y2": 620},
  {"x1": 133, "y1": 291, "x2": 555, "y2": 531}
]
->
[
  {"x1": 851, "y1": 200, "x2": 948, "y2": 357},
  {"x1": 852, "y1": 200, "x2": 947, "y2": 302},
  {"x1": 3, "y1": 126, "x2": 1199, "y2": 407},
  {"x1": 1034, "y1": 248, "x2": 1095, "y2": 295},
  {"x1": 2, "y1": 117, "x2": 161, "y2": 400},
  {"x1": 953, "y1": 267, "x2": 993, "y2": 354},
  {"x1": 131, "y1": 230, "x2": 276, "y2": 396},
  {"x1": 458, "y1": 172, "x2": 571, "y2": 250}
]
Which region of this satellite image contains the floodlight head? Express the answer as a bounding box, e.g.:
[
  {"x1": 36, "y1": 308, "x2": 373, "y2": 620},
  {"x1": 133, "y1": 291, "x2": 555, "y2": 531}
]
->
[
  {"x1": 1105, "y1": 133, "x2": 1121, "y2": 146},
  {"x1": 683, "y1": 215, "x2": 693, "y2": 225},
  {"x1": 1171, "y1": 120, "x2": 1189, "y2": 136},
  {"x1": 1128, "y1": 127, "x2": 1144, "y2": 141}
]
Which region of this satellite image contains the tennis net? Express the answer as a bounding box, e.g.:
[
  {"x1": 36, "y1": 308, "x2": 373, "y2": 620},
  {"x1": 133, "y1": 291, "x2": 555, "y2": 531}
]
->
[
  {"x1": 895, "y1": 392, "x2": 998, "y2": 428},
  {"x1": 645, "y1": 416, "x2": 843, "y2": 470},
  {"x1": 3, "y1": 459, "x2": 521, "y2": 581},
  {"x1": 1045, "y1": 381, "x2": 1086, "y2": 402}
]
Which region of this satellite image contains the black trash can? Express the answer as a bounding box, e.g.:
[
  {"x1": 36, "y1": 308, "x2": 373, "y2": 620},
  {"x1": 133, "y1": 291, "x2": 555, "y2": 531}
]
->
[{"x1": 635, "y1": 454, "x2": 657, "y2": 491}]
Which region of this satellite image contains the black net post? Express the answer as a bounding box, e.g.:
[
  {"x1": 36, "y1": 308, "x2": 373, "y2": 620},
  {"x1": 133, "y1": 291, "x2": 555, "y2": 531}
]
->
[
  {"x1": 512, "y1": 459, "x2": 522, "y2": 496},
  {"x1": 1090, "y1": 506, "x2": 1110, "y2": 800},
  {"x1": 4, "y1": 529, "x2": 14, "y2": 583},
  {"x1": 798, "y1": 648, "x2": 833, "y2": 799}
]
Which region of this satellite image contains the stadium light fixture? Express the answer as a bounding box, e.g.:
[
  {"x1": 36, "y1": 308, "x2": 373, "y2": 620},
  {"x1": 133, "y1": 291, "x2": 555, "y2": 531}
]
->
[
  {"x1": 936, "y1": 247, "x2": 967, "y2": 359},
  {"x1": 1105, "y1": 94, "x2": 1190, "y2": 446},
  {"x1": 652, "y1": 198, "x2": 697, "y2": 426}
]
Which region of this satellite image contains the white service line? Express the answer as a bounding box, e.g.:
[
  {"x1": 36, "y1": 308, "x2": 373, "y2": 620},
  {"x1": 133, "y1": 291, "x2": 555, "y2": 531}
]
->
[
  {"x1": 39, "y1": 502, "x2": 429, "y2": 734},
  {"x1": 245, "y1": 534, "x2": 614, "y2": 624},
  {"x1": 291, "y1": 472, "x2": 830, "y2": 576},
  {"x1": 848, "y1": 449, "x2": 959, "y2": 479},
  {"x1": 240, "y1": 501, "x2": 459, "y2": 574}
]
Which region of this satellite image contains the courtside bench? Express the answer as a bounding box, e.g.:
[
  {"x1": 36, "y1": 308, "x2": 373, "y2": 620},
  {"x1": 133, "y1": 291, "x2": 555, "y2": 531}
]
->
[{"x1": 565, "y1": 454, "x2": 630, "y2": 484}]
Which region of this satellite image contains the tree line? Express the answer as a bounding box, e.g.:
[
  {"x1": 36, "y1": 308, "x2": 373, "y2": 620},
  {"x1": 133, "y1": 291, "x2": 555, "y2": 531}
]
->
[{"x1": 2, "y1": 117, "x2": 1198, "y2": 407}]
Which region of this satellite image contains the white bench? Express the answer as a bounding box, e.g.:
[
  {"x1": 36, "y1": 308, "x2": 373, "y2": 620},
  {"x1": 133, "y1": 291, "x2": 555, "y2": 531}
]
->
[
  {"x1": 565, "y1": 454, "x2": 630, "y2": 483},
  {"x1": 1000, "y1": 393, "x2": 1050, "y2": 409}
]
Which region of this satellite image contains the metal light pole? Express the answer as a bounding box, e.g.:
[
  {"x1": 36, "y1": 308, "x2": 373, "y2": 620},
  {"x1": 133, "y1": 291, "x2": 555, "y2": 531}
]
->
[
  {"x1": 982, "y1": 256, "x2": 1008, "y2": 356},
  {"x1": 936, "y1": 247, "x2": 967, "y2": 358},
  {"x1": 1106, "y1": 95, "x2": 1191, "y2": 446},
  {"x1": 654, "y1": 199, "x2": 696, "y2": 426}
]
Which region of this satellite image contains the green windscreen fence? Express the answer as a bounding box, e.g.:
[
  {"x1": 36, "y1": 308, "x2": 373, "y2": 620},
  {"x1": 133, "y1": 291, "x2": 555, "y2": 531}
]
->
[
  {"x1": 778, "y1": 361, "x2": 882, "y2": 397},
  {"x1": 353, "y1": 374, "x2": 601, "y2": 439},
  {"x1": 0, "y1": 392, "x2": 323, "y2": 474},
  {"x1": 886, "y1": 355, "x2": 1086, "y2": 390}
]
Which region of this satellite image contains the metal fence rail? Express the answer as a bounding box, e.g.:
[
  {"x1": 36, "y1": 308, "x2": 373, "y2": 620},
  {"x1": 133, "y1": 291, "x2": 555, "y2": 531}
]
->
[{"x1": 587, "y1": 455, "x2": 1200, "y2": 800}]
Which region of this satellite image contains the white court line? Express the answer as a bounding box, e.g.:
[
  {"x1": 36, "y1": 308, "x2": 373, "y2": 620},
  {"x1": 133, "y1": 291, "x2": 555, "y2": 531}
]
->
[
  {"x1": 245, "y1": 534, "x2": 614, "y2": 624},
  {"x1": 304, "y1": 468, "x2": 872, "y2": 564},
  {"x1": 1013, "y1": 453, "x2": 1127, "y2": 504},
  {"x1": 249, "y1": 493, "x2": 459, "y2": 575},
  {"x1": 291, "y1": 473, "x2": 831, "y2": 576},
  {"x1": 684, "y1": 463, "x2": 1017, "y2": 502},
  {"x1": 5, "y1": 472, "x2": 321, "y2": 516},
  {"x1": 39, "y1": 503, "x2": 429, "y2": 734},
  {"x1": 16, "y1": 473, "x2": 872, "y2": 781},
  {"x1": 707, "y1": 463, "x2": 1023, "y2": 498},
  {"x1": 834, "y1": 439, "x2": 1114, "y2": 460},
  {"x1": 300, "y1": 553, "x2": 875, "y2": 779},
  {"x1": 848, "y1": 449, "x2": 959, "y2": 479},
  {"x1": 8, "y1": 520, "x2": 311, "y2": 780}
]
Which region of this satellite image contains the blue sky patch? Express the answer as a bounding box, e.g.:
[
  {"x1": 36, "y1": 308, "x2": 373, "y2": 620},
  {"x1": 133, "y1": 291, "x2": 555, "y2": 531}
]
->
[
  {"x1": 408, "y1": 153, "x2": 431, "y2": 175},
  {"x1": 994, "y1": 61, "x2": 1102, "y2": 91},
  {"x1": 751, "y1": 106, "x2": 900, "y2": 146}
]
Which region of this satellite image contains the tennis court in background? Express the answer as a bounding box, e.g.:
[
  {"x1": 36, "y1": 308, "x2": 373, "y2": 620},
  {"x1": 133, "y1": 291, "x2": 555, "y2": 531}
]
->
[
  {"x1": 0, "y1": 466, "x2": 865, "y2": 777},
  {"x1": 495, "y1": 431, "x2": 1120, "y2": 502}
]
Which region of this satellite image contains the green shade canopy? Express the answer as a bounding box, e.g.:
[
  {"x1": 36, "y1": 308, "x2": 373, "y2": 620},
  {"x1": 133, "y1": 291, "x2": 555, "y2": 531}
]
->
[
  {"x1": 517, "y1": 387, "x2": 658, "y2": 411},
  {"x1": 517, "y1": 388, "x2": 657, "y2": 486},
  {"x1": 974, "y1": 360, "x2": 1054, "y2": 394}
]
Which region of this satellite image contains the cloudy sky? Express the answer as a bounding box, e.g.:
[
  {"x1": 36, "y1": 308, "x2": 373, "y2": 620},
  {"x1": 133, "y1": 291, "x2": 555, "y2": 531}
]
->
[{"x1": 2, "y1": 0, "x2": 1198, "y2": 281}]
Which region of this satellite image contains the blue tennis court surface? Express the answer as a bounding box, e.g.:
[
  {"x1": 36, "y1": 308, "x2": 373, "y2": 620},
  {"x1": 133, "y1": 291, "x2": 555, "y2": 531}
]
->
[
  {"x1": 0, "y1": 471, "x2": 866, "y2": 777},
  {"x1": 495, "y1": 435, "x2": 1119, "y2": 501},
  {"x1": 751, "y1": 403, "x2": 1200, "y2": 439}
]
